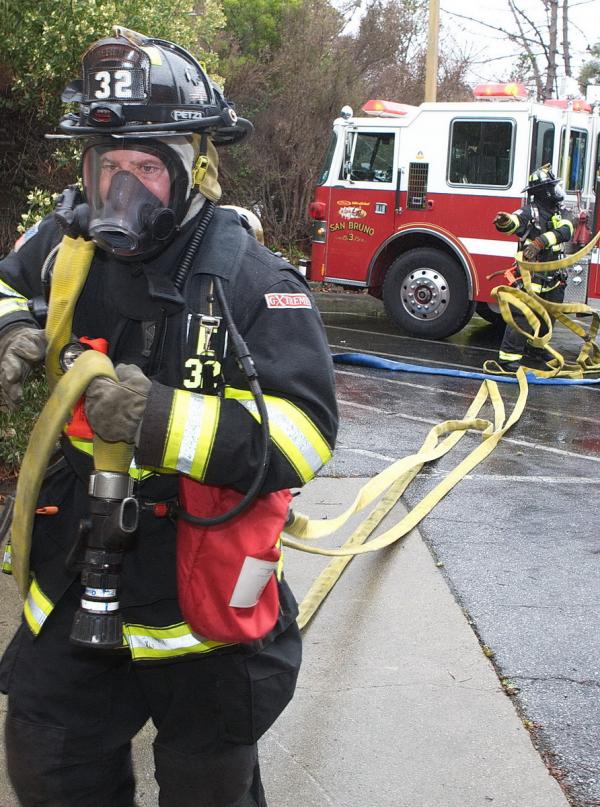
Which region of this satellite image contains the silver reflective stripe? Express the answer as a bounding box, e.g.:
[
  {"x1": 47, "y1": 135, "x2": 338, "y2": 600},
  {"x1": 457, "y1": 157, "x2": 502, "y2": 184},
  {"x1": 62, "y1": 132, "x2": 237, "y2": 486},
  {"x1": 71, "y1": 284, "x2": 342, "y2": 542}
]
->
[
  {"x1": 26, "y1": 597, "x2": 47, "y2": 630},
  {"x1": 0, "y1": 298, "x2": 28, "y2": 317},
  {"x1": 0, "y1": 279, "x2": 24, "y2": 297},
  {"x1": 23, "y1": 579, "x2": 54, "y2": 635},
  {"x1": 2, "y1": 543, "x2": 12, "y2": 572},
  {"x1": 128, "y1": 632, "x2": 204, "y2": 651},
  {"x1": 123, "y1": 622, "x2": 230, "y2": 660},
  {"x1": 178, "y1": 394, "x2": 206, "y2": 474},
  {"x1": 239, "y1": 398, "x2": 323, "y2": 476}
]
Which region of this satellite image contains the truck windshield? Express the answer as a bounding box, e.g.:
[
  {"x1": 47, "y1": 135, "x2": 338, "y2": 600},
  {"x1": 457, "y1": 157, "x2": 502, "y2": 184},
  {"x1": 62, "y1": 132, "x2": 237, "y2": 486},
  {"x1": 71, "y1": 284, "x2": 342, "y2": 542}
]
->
[
  {"x1": 341, "y1": 132, "x2": 395, "y2": 183},
  {"x1": 317, "y1": 133, "x2": 338, "y2": 185}
]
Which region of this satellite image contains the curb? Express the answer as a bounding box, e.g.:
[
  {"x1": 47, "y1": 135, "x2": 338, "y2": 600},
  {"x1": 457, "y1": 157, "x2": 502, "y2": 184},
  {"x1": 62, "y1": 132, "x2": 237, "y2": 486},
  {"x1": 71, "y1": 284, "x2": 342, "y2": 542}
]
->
[{"x1": 310, "y1": 288, "x2": 386, "y2": 317}]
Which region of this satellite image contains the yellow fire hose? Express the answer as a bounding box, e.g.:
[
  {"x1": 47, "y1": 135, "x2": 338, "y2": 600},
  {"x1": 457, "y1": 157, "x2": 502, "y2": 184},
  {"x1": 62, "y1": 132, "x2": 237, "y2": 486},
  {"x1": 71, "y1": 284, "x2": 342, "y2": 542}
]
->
[
  {"x1": 7, "y1": 236, "x2": 530, "y2": 637},
  {"x1": 285, "y1": 370, "x2": 528, "y2": 629},
  {"x1": 9, "y1": 236, "x2": 133, "y2": 598},
  {"x1": 483, "y1": 232, "x2": 600, "y2": 378}
]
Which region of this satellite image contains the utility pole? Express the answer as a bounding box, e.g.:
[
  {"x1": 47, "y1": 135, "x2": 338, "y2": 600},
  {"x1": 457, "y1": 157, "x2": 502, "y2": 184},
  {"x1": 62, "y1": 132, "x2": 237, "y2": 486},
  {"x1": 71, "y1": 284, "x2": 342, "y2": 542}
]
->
[{"x1": 424, "y1": 0, "x2": 440, "y2": 102}]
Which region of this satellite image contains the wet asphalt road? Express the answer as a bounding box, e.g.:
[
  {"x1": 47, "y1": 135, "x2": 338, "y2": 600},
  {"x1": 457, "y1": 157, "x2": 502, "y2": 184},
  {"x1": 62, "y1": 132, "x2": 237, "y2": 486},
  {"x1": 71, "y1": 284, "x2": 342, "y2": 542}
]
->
[{"x1": 318, "y1": 303, "x2": 600, "y2": 807}]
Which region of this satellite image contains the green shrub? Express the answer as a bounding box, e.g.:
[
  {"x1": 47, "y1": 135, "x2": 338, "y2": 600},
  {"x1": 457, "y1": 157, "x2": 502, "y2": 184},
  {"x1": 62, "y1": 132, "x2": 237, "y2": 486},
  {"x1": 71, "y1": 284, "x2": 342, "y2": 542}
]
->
[
  {"x1": 18, "y1": 189, "x2": 60, "y2": 234},
  {"x1": 0, "y1": 368, "x2": 49, "y2": 479}
]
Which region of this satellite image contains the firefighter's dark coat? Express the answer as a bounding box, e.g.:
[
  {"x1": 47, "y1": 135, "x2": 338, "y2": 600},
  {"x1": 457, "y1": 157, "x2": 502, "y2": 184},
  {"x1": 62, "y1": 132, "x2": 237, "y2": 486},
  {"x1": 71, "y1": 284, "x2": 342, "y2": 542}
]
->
[{"x1": 0, "y1": 207, "x2": 338, "y2": 649}]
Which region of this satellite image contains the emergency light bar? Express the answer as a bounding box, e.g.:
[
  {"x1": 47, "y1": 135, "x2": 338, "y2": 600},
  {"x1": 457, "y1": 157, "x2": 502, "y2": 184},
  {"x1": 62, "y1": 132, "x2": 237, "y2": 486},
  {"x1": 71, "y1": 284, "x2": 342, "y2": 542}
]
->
[
  {"x1": 544, "y1": 98, "x2": 592, "y2": 113},
  {"x1": 362, "y1": 99, "x2": 412, "y2": 117},
  {"x1": 472, "y1": 82, "x2": 528, "y2": 101}
]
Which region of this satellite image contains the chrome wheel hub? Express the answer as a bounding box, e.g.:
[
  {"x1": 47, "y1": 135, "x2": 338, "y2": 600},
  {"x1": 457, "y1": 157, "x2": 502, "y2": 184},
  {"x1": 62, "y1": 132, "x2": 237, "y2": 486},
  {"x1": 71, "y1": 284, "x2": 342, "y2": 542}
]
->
[{"x1": 401, "y1": 268, "x2": 449, "y2": 321}]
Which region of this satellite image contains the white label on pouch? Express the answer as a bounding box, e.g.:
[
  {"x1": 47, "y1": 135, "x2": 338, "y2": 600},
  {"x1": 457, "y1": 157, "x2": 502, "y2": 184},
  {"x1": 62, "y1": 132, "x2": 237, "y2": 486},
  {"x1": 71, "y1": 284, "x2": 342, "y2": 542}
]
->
[{"x1": 229, "y1": 557, "x2": 278, "y2": 608}]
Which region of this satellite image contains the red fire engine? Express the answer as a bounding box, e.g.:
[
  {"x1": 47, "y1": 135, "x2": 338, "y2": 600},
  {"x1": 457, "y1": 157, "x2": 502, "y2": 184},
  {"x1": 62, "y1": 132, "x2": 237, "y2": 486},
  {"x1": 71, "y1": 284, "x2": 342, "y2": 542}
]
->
[{"x1": 307, "y1": 84, "x2": 600, "y2": 338}]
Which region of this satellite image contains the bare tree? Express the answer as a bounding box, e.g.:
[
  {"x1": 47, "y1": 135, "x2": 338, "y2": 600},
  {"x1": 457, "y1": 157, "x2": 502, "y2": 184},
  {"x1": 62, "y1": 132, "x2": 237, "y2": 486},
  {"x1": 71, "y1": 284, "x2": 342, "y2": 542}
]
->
[
  {"x1": 221, "y1": 0, "x2": 474, "y2": 249},
  {"x1": 445, "y1": 0, "x2": 578, "y2": 100}
]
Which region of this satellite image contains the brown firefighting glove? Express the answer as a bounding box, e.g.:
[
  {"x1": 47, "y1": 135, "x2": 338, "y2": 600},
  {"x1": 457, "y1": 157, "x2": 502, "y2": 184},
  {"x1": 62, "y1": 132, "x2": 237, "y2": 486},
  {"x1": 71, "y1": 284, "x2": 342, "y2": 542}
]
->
[
  {"x1": 0, "y1": 326, "x2": 47, "y2": 409},
  {"x1": 523, "y1": 238, "x2": 545, "y2": 261},
  {"x1": 493, "y1": 212, "x2": 512, "y2": 231},
  {"x1": 85, "y1": 364, "x2": 151, "y2": 444}
]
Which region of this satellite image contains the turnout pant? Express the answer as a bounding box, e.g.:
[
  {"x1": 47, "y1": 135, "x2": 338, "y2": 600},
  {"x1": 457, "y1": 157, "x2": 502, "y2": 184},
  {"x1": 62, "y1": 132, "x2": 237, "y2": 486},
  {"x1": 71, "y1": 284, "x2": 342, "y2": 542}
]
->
[
  {"x1": 499, "y1": 283, "x2": 565, "y2": 361},
  {"x1": 0, "y1": 583, "x2": 301, "y2": 807}
]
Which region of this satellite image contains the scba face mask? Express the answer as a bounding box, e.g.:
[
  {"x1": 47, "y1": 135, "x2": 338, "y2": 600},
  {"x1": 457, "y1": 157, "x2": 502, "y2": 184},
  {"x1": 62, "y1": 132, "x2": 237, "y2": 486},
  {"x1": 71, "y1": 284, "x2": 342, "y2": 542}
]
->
[
  {"x1": 532, "y1": 180, "x2": 564, "y2": 208},
  {"x1": 82, "y1": 140, "x2": 191, "y2": 258},
  {"x1": 551, "y1": 181, "x2": 565, "y2": 204}
]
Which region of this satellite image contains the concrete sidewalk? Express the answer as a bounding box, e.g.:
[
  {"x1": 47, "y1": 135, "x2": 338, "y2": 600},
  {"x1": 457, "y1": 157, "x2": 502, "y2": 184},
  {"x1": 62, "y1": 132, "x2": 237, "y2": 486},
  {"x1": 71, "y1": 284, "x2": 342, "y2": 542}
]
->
[
  {"x1": 255, "y1": 477, "x2": 570, "y2": 807},
  {"x1": 1, "y1": 477, "x2": 570, "y2": 806}
]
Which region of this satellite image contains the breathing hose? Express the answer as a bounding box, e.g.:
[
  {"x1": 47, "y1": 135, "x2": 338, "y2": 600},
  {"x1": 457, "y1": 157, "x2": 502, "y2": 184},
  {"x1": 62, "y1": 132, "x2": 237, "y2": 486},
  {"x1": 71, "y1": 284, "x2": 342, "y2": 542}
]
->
[
  {"x1": 172, "y1": 201, "x2": 216, "y2": 290},
  {"x1": 173, "y1": 275, "x2": 272, "y2": 526}
]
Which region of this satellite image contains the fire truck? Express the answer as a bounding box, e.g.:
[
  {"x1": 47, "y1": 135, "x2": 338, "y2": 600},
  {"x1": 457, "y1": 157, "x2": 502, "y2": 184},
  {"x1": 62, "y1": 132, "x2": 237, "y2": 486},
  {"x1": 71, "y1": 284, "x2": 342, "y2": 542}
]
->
[{"x1": 307, "y1": 84, "x2": 600, "y2": 338}]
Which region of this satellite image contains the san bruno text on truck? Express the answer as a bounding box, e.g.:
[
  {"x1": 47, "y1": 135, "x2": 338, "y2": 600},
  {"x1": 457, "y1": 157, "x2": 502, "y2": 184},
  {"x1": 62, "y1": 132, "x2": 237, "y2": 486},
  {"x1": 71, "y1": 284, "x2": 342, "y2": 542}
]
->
[{"x1": 307, "y1": 84, "x2": 600, "y2": 339}]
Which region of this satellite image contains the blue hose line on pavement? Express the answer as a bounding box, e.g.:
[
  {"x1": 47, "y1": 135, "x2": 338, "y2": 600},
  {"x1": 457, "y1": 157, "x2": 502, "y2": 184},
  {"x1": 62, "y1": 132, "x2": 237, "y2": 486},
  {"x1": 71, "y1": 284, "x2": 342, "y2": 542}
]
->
[{"x1": 332, "y1": 352, "x2": 600, "y2": 386}]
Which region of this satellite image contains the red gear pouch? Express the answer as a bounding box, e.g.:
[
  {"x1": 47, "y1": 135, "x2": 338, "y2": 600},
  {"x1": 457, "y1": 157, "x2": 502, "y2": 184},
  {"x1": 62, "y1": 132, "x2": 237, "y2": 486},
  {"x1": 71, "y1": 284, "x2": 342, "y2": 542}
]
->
[
  {"x1": 176, "y1": 478, "x2": 292, "y2": 644},
  {"x1": 66, "y1": 337, "x2": 109, "y2": 438}
]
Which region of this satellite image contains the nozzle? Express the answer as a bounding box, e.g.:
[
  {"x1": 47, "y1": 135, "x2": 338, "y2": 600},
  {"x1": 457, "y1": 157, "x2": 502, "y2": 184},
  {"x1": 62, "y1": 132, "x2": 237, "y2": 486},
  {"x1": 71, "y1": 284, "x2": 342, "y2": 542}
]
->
[{"x1": 70, "y1": 607, "x2": 123, "y2": 649}]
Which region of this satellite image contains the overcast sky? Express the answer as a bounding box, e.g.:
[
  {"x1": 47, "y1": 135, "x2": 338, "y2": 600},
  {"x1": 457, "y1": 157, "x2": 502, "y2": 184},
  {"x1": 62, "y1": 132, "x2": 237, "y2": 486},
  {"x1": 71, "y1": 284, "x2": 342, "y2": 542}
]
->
[
  {"x1": 342, "y1": 1, "x2": 599, "y2": 92},
  {"x1": 440, "y1": 0, "x2": 599, "y2": 87}
]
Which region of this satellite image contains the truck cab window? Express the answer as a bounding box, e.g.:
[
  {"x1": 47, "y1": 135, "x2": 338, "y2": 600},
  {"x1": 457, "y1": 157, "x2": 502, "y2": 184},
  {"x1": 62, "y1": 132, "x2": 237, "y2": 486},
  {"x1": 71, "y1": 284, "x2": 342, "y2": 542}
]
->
[
  {"x1": 317, "y1": 133, "x2": 338, "y2": 185},
  {"x1": 448, "y1": 119, "x2": 513, "y2": 186},
  {"x1": 559, "y1": 128, "x2": 588, "y2": 192},
  {"x1": 530, "y1": 121, "x2": 555, "y2": 172},
  {"x1": 341, "y1": 132, "x2": 394, "y2": 183}
]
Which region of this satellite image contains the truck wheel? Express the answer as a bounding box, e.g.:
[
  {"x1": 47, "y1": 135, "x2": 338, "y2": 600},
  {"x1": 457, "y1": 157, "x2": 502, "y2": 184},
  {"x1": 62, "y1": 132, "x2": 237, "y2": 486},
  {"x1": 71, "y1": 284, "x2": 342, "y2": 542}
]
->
[
  {"x1": 476, "y1": 302, "x2": 504, "y2": 328},
  {"x1": 382, "y1": 249, "x2": 475, "y2": 339}
]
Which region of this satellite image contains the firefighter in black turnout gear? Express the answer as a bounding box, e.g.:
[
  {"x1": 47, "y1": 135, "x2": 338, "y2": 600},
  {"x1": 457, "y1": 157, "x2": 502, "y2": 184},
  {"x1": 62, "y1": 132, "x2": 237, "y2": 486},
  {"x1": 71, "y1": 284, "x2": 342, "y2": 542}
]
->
[
  {"x1": 493, "y1": 164, "x2": 574, "y2": 371},
  {"x1": 0, "y1": 27, "x2": 338, "y2": 807}
]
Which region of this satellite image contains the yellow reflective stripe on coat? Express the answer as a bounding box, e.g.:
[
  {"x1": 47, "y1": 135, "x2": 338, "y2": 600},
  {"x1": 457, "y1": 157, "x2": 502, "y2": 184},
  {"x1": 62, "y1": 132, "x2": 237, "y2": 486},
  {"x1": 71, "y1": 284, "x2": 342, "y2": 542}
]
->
[
  {"x1": 23, "y1": 578, "x2": 54, "y2": 635},
  {"x1": 506, "y1": 213, "x2": 520, "y2": 233},
  {"x1": 162, "y1": 389, "x2": 220, "y2": 479},
  {"x1": 544, "y1": 231, "x2": 558, "y2": 247},
  {"x1": 0, "y1": 298, "x2": 29, "y2": 318},
  {"x1": 0, "y1": 279, "x2": 27, "y2": 298},
  {"x1": 225, "y1": 388, "x2": 332, "y2": 483},
  {"x1": 2, "y1": 542, "x2": 12, "y2": 574},
  {"x1": 550, "y1": 213, "x2": 573, "y2": 233},
  {"x1": 123, "y1": 621, "x2": 230, "y2": 660}
]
